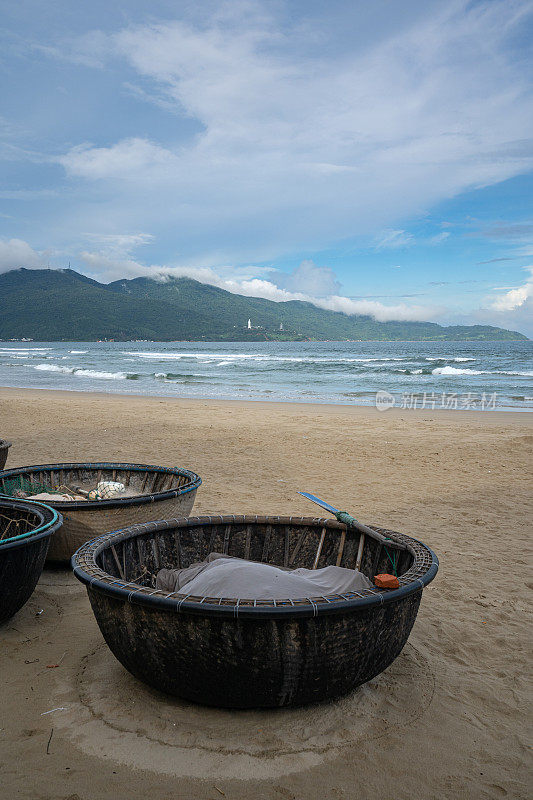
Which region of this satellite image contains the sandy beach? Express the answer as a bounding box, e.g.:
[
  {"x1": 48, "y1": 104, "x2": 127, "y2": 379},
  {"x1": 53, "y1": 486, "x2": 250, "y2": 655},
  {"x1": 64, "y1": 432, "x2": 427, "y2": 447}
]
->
[{"x1": 0, "y1": 386, "x2": 531, "y2": 800}]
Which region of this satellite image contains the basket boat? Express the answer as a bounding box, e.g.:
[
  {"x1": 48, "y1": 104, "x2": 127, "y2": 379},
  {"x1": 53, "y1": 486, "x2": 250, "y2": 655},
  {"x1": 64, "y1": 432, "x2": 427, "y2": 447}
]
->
[
  {"x1": 0, "y1": 497, "x2": 62, "y2": 623},
  {"x1": 0, "y1": 463, "x2": 201, "y2": 563},
  {"x1": 0, "y1": 440, "x2": 12, "y2": 471},
  {"x1": 72, "y1": 514, "x2": 438, "y2": 708}
]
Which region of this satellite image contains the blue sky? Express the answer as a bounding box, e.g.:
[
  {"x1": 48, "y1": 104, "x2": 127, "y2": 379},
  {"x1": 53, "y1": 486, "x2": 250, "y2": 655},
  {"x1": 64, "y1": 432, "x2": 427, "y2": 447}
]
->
[{"x1": 1, "y1": 0, "x2": 532, "y2": 334}]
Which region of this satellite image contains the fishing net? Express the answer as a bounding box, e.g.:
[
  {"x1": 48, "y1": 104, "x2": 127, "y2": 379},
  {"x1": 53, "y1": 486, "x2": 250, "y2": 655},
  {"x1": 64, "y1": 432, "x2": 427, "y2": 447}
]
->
[
  {"x1": 0, "y1": 477, "x2": 67, "y2": 498},
  {"x1": 0, "y1": 475, "x2": 129, "y2": 501}
]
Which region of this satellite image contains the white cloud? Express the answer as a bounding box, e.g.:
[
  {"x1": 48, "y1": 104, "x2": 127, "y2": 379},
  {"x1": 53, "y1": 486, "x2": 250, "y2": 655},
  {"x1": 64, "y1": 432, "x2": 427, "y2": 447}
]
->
[
  {"x1": 489, "y1": 267, "x2": 533, "y2": 311},
  {"x1": 83, "y1": 232, "x2": 154, "y2": 255},
  {"x1": 73, "y1": 248, "x2": 444, "y2": 322},
  {"x1": 81, "y1": 253, "x2": 230, "y2": 286},
  {"x1": 33, "y1": 30, "x2": 110, "y2": 69},
  {"x1": 51, "y1": 1, "x2": 533, "y2": 264},
  {"x1": 428, "y1": 232, "x2": 450, "y2": 245},
  {"x1": 311, "y1": 295, "x2": 445, "y2": 323},
  {"x1": 191, "y1": 274, "x2": 444, "y2": 322},
  {"x1": 80, "y1": 251, "x2": 151, "y2": 282},
  {"x1": 375, "y1": 229, "x2": 450, "y2": 249},
  {"x1": 375, "y1": 230, "x2": 414, "y2": 250},
  {"x1": 0, "y1": 238, "x2": 43, "y2": 272},
  {"x1": 448, "y1": 266, "x2": 533, "y2": 336},
  {"x1": 272, "y1": 260, "x2": 341, "y2": 296},
  {"x1": 224, "y1": 278, "x2": 309, "y2": 302},
  {"x1": 78, "y1": 232, "x2": 156, "y2": 281},
  {"x1": 59, "y1": 138, "x2": 173, "y2": 179},
  {"x1": 173, "y1": 272, "x2": 444, "y2": 322},
  {"x1": 0, "y1": 231, "x2": 527, "y2": 328}
]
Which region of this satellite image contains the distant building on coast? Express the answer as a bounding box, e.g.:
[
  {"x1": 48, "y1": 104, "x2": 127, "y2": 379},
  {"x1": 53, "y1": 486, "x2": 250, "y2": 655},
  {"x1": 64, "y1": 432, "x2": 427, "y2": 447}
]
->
[{"x1": 246, "y1": 318, "x2": 264, "y2": 331}]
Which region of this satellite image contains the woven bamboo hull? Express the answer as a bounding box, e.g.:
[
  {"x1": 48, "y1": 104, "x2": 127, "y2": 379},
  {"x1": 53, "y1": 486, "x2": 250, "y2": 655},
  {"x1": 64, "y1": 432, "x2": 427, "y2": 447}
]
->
[
  {"x1": 0, "y1": 463, "x2": 201, "y2": 563},
  {"x1": 0, "y1": 536, "x2": 50, "y2": 623},
  {"x1": 87, "y1": 587, "x2": 421, "y2": 707},
  {"x1": 72, "y1": 515, "x2": 438, "y2": 708},
  {"x1": 47, "y1": 490, "x2": 197, "y2": 562},
  {"x1": 0, "y1": 500, "x2": 61, "y2": 624}
]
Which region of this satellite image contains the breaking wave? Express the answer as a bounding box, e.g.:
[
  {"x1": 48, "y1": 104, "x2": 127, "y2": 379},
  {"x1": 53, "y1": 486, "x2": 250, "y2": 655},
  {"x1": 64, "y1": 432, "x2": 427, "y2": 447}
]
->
[
  {"x1": 33, "y1": 364, "x2": 133, "y2": 380},
  {"x1": 432, "y1": 366, "x2": 533, "y2": 377},
  {"x1": 432, "y1": 366, "x2": 485, "y2": 376},
  {"x1": 0, "y1": 340, "x2": 528, "y2": 410}
]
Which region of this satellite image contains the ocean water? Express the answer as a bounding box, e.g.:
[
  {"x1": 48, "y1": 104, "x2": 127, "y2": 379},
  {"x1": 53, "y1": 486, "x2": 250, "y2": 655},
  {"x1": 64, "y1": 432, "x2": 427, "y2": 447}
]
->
[{"x1": 0, "y1": 340, "x2": 532, "y2": 411}]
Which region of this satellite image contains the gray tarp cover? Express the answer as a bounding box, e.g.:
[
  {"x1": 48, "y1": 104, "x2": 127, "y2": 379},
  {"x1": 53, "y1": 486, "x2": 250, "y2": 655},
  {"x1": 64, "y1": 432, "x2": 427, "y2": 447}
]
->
[{"x1": 156, "y1": 552, "x2": 373, "y2": 599}]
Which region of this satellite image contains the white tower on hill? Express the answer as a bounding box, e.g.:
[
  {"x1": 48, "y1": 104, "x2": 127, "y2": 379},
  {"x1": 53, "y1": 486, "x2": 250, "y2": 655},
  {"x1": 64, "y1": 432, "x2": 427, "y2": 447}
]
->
[{"x1": 247, "y1": 319, "x2": 252, "y2": 329}]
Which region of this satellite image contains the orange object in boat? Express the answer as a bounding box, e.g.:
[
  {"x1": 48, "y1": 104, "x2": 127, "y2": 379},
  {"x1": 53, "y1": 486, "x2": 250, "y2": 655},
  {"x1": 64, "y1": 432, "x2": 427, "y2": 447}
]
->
[{"x1": 374, "y1": 573, "x2": 400, "y2": 589}]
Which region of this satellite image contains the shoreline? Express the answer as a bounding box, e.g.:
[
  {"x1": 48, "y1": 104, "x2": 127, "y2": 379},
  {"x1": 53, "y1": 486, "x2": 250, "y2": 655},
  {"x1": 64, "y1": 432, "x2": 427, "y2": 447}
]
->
[
  {"x1": 1, "y1": 384, "x2": 532, "y2": 422},
  {"x1": 1, "y1": 337, "x2": 529, "y2": 342}
]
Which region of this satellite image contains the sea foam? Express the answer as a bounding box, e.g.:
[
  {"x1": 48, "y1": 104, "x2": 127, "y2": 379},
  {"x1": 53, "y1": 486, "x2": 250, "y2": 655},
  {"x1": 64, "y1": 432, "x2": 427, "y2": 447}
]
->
[
  {"x1": 33, "y1": 364, "x2": 128, "y2": 380},
  {"x1": 432, "y1": 366, "x2": 485, "y2": 376},
  {"x1": 432, "y1": 366, "x2": 533, "y2": 377}
]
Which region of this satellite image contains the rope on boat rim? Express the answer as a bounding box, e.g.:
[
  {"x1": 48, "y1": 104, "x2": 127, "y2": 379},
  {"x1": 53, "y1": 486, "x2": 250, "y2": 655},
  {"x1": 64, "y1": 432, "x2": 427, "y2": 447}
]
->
[{"x1": 384, "y1": 540, "x2": 398, "y2": 576}]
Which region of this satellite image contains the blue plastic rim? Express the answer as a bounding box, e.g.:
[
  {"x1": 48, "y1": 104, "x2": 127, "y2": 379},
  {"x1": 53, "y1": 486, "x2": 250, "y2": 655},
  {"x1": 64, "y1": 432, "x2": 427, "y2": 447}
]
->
[{"x1": 0, "y1": 496, "x2": 63, "y2": 548}]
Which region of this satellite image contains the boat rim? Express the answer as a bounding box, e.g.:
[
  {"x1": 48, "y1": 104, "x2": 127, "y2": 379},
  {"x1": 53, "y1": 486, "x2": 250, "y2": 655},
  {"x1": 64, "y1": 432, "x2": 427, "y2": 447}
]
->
[
  {"x1": 0, "y1": 462, "x2": 202, "y2": 511},
  {"x1": 71, "y1": 514, "x2": 439, "y2": 619},
  {"x1": 0, "y1": 496, "x2": 63, "y2": 549}
]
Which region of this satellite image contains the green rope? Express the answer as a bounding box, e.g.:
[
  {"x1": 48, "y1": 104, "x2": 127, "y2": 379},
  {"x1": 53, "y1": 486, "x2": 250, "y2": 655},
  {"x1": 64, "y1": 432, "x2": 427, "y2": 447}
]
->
[
  {"x1": 335, "y1": 510, "x2": 402, "y2": 577},
  {"x1": 384, "y1": 543, "x2": 398, "y2": 576}
]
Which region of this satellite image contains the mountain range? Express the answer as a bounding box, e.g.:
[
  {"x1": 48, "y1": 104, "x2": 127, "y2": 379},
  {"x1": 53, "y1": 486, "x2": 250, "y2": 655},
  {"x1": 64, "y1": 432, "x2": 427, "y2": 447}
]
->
[{"x1": 0, "y1": 268, "x2": 527, "y2": 341}]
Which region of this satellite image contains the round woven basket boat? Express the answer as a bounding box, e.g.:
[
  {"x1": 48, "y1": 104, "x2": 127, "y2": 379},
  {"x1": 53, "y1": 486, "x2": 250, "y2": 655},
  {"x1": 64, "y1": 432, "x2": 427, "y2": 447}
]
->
[
  {"x1": 0, "y1": 463, "x2": 201, "y2": 563},
  {"x1": 72, "y1": 514, "x2": 438, "y2": 708},
  {"x1": 0, "y1": 497, "x2": 63, "y2": 623},
  {"x1": 0, "y1": 439, "x2": 12, "y2": 471}
]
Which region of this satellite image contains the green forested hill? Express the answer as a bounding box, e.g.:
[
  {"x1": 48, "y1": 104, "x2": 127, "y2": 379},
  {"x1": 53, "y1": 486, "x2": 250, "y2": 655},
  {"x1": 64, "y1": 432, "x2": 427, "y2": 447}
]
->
[{"x1": 0, "y1": 268, "x2": 527, "y2": 341}]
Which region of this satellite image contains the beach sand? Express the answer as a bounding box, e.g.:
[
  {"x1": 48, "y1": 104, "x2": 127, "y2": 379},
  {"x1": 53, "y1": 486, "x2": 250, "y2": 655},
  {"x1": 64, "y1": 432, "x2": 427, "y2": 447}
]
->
[{"x1": 0, "y1": 387, "x2": 531, "y2": 800}]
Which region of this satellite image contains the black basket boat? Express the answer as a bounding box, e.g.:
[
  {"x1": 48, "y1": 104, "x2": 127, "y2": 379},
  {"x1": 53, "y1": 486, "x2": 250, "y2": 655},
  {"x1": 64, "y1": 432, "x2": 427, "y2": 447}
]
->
[
  {"x1": 72, "y1": 514, "x2": 438, "y2": 708},
  {"x1": 0, "y1": 497, "x2": 63, "y2": 624}
]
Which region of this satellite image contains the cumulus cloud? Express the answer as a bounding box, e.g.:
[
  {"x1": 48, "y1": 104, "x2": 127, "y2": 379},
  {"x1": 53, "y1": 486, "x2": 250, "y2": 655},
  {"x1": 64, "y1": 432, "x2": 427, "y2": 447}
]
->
[
  {"x1": 310, "y1": 295, "x2": 445, "y2": 323},
  {"x1": 192, "y1": 275, "x2": 443, "y2": 322},
  {"x1": 449, "y1": 266, "x2": 533, "y2": 336},
  {"x1": 77, "y1": 231, "x2": 157, "y2": 281},
  {"x1": 1, "y1": 231, "x2": 527, "y2": 327},
  {"x1": 0, "y1": 238, "x2": 43, "y2": 272},
  {"x1": 72, "y1": 243, "x2": 443, "y2": 322},
  {"x1": 170, "y1": 271, "x2": 444, "y2": 322},
  {"x1": 79, "y1": 251, "x2": 150, "y2": 282},
  {"x1": 50, "y1": 0, "x2": 533, "y2": 264},
  {"x1": 489, "y1": 267, "x2": 533, "y2": 312},
  {"x1": 81, "y1": 252, "x2": 231, "y2": 286}
]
